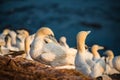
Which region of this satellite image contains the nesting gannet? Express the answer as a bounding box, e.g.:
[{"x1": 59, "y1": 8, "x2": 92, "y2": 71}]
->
[
  {"x1": 75, "y1": 31, "x2": 95, "y2": 76},
  {"x1": 59, "y1": 36, "x2": 69, "y2": 48},
  {"x1": 30, "y1": 27, "x2": 76, "y2": 69},
  {"x1": 16, "y1": 29, "x2": 29, "y2": 50},
  {"x1": 30, "y1": 27, "x2": 58, "y2": 62},
  {"x1": 25, "y1": 34, "x2": 35, "y2": 60},
  {"x1": 104, "y1": 50, "x2": 120, "y2": 74},
  {"x1": 58, "y1": 36, "x2": 77, "y2": 68}
]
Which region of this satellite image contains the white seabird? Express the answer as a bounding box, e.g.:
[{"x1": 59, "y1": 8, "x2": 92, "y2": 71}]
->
[
  {"x1": 75, "y1": 31, "x2": 95, "y2": 76},
  {"x1": 104, "y1": 50, "x2": 120, "y2": 74},
  {"x1": 59, "y1": 36, "x2": 69, "y2": 48},
  {"x1": 91, "y1": 44, "x2": 104, "y2": 62},
  {"x1": 30, "y1": 27, "x2": 76, "y2": 69},
  {"x1": 90, "y1": 44, "x2": 106, "y2": 78}
]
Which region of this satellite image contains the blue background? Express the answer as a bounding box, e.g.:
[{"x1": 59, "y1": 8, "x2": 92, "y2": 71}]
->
[{"x1": 0, "y1": 0, "x2": 120, "y2": 55}]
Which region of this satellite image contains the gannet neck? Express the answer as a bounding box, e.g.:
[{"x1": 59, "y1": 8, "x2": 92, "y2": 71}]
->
[
  {"x1": 92, "y1": 45, "x2": 104, "y2": 58},
  {"x1": 30, "y1": 27, "x2": 56, "y2": 59},
  {"x1": 105, "y1": 50, "x2": 114, "y2": 60},
  {"x1": 25, "y1": 34, "x2": 35, "y2": 54},
  {"x1": 6, "y1": 36, "x2": 11, "y2": 48},
  {"x1": 77, "y1": 31, "x2": 91, "y2": 53},
  {"x1": 25, "y1": 36, "x2": 30, "y2": 54},
  {"x1": 9, "y1": 31, "x2": 17, "y2": 45},
  {"x1": 25, "y1": 34, "x2": 35, "y2": 60}
]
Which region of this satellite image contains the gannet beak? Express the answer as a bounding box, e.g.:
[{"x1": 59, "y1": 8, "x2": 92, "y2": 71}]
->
[
  {"x1": 44, "y1": 35, "x2": 58, "y2": 43},
  {"x1": 87, "y1": 31, "x2": 91, "y2": 34},
  {"x1": 99, "y1": 46, "x2": 104, "y2": 50}
]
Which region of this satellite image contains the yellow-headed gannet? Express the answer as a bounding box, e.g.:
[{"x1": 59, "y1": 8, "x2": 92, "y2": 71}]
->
[
  {"x1": 75, "y1": 31, "x2": 94, "y2": 76},
  {"x1": 104, "y1": 50, "x2": 120, "y2": 74}
]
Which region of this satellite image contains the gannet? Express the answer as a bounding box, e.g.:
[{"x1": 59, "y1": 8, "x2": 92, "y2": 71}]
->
[
  {"x1": 5, "y1": 34, "x2": 19, "y2": 51},
  {"x1": 2, "y1": 28, "x2": 17, "y2": 46},
  {"x1": 104, "y1": 50, "x2": 120, "y2": 74},
  {"x1": 91, "y1": 44, "x2": 104, "y2": 62},
  {"x1": 30, "y1": 27, "x2": 77, "y2": 69},
  {"x1": 16, "y1": 29, "x2": 29, "y2": 51},
  {"x1": 59, "y1": 36, "x2": 69, "y2": 48},
  {"x1": 59, "y1": 36, "x2": 77, "y2": 68},
  {"x1": 30, "y1": 27, "x2": 56, "y2": 62},
  {"x1": 75, "y1": 31, "x2": 95, "y2": 76},
  {"x1": 90, "y1": 44, "x2": 106, "y2": 78}
]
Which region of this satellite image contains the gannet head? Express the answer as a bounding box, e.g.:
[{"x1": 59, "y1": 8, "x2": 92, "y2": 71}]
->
[
  {"x1": 35, "y1": 27, "x2": 57, "y2": 43},
  {"x1": 92, "y1": 44, "x2": 104, "y2": 51},
  {"x1": 91, "y1": 44, "x2": 104, "y2": 58},
  {"x1": 59, "y1": 36, "x2": 69, "y2": 48},
  {"x1": 2, "y1": 29, "x2": 10, "y2": 35},
  {"x1": 77, "y1": 31, "x2": 91, "y2": 41},
  {"x1": 17, "y1": 29, "x2": 29, "y2": 40},
  {"x1": 104, "y1": 50, "x2": 114, "y2": 60},
  {"x1": 76, "y1": 31, "x2": 91, "y2": 53},
  {"x1": 59, "y1": 36, "x2": 66, "y2": 43}
]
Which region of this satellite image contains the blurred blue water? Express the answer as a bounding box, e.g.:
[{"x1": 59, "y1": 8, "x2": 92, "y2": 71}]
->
[{"x1": 0, "y1": 0, "x2": 120, "y2": 55}]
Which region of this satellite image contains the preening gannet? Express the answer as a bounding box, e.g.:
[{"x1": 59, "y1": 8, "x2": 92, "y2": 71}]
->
[
  {"x1": 30, "y1": 27, "x2": 77, "y2": 69},
  {"x1": 75, "y1": 31, "x2": 94, "y2": 76},
  {"x1": 30, "y1": 27, "x2": 56, "y2": 62},
  {"x1": 104, "y1": 50, "x2": 120, "y2": 74}
]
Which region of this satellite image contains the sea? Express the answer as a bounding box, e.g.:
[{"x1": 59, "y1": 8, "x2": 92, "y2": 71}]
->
[{"x1": 0, "y1": 0, "x2": 120, "y2": 55}]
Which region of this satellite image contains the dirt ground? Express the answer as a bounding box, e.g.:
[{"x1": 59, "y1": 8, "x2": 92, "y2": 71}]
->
[{"x1": 0, "y1": 55, "x2": 120, "y2": 80}]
